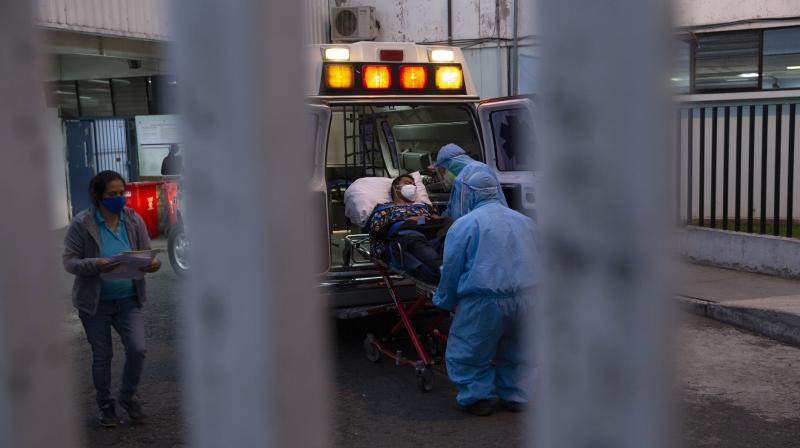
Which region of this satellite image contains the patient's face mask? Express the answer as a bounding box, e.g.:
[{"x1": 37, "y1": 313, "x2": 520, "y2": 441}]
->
[{"x1": 399, "y1": 184, "x2": 417, "y2": 201}]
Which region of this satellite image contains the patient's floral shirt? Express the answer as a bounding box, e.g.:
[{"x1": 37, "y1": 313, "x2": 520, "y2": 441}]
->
[{"x1": 368, "y1": 202, "x2": 433, "y2": 259}]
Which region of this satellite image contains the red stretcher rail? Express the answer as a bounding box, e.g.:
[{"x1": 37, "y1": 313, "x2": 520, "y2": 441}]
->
[{"x1": 362, "y1": 261, "x2": 450, "y2": 392}]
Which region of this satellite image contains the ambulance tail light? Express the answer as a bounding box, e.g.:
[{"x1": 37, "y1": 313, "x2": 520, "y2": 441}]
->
[
  {"x1": 400, "y1": 66, "x2": 427, "y2": 89},
  {"x1": 362, "y1": 65, "x2": 391, "y2": 89},
  {"x1": 434, "y1": 65, "x2": 463, "y2": 90},
  {"x1": 325, "y1": 64, "x2": 354, "y2": 89}
]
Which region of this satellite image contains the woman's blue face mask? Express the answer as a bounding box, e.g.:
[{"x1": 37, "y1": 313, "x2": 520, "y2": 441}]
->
[{"x1": 100, "y1": 196, "x2": 127, "y2": 214}]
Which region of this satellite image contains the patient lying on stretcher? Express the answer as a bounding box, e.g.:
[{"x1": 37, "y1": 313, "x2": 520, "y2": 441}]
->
[{"x1": 367, "y1": 175, "x2": 451, "y2": 284}]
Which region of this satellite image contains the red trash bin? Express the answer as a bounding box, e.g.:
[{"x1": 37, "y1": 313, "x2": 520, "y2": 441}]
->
[{"x1": 126, "y1": 182, "x2": 161, "y2": 239}]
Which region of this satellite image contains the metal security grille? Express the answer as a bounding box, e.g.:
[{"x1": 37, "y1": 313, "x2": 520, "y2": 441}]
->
[
  {"x1": 92, "y1": 118, "x2": 135, "y2": 180},
  {"x1": 677, "y1": 102, "x2": 799, "y2": 237}
]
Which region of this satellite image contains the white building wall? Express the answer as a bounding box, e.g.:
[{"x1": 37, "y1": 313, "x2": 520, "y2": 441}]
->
[
  {"x1": 674, "y1": 0, "x2": 800, "y2": 29},
  {"x1": 37, "y1": 0, "x2": 171, "y2": 41},
  {"x1": 331, "y1": 0, "x2": 516, "y2": 42}
]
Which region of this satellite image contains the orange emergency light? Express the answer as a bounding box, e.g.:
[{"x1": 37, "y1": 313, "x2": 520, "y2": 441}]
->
[
  {"x1": 399, "y1": 66, "x2": 427, "y2": 89},
  {"x1": 363, "y1": 65, "x2": 391, "y2": 89},
  {"x1": 434, "y1": 65, "x2": 463, "y2": 90},
  {"x1": 325, "y1": 64, "x2": 354, "y2": 89}
]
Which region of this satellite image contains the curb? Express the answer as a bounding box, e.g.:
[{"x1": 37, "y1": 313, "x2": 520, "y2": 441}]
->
[{"x1": 678, "y1": 295, "x2": 800, "y2": 347}]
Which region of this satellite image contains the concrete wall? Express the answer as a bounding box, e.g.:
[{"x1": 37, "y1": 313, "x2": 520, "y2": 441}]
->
[
  {"x1": 331, "y1": 0, "x2": 517, "y2": 42},
  {"x1": 674, "y1": 0, "x2": 800, "y2": 29},
  {"x1": 681, "y1": 226, "x2": 800, "y2": 278}
]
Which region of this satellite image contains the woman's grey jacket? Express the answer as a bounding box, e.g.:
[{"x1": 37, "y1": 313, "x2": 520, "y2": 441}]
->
[{"x1": 63, "y1": 206, "x2": 151, "y2": 315}]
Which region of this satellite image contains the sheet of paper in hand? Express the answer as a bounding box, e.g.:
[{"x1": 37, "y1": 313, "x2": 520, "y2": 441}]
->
[{"x1": 101, "y1": 249, "x2": 160, "y2": 280}]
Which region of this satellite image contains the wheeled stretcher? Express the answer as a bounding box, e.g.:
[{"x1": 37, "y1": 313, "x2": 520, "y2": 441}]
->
[{"x1": 344, "y1": 234, "x2": 449, "y2": 392}]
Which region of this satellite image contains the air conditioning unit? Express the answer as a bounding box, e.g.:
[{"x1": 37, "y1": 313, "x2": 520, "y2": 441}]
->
[{"x1": 330, "y1": 6, "x2": 379, "y2": 42}]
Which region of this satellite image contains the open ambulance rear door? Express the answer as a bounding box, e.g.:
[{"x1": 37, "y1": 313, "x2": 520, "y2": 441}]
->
[
  {"x1": 309, "y1": 104, "x2": 332, "y2": 273},
  {"x1": 476, "y1": 97, "x2": 537, "y2": 214}
]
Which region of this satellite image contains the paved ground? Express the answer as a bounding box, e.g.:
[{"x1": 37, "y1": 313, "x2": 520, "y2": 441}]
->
[
  {"x1": 60, "y1": 255, "x2": 800, "y2": 447},
  {"x1": 678, "y1": 314, "x2": 800, "y2": 448},
  {"x1": 678, "y1": 263, "x2": 800, "y2": 303},
  {"x1": 677, "y1": 263, "x2": 800, "y2": 345},
  {"x1": 59, "y1": 240, "x2": 185, "y2": 447}
]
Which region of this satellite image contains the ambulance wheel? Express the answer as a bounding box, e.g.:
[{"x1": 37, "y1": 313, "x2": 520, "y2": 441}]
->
[
  {"x1": 417, "y1": 368, "x2": 434, "y2": 392},
  {"x1": 168, "y1": 225, "x2": 190, "y2": 277},
  {"x1": 364, "y1": 334, "x2": 381, "y2": 363}
]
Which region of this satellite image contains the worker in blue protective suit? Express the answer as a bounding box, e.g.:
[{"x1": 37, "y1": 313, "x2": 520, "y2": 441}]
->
[
  {"x1": 434, "y1": 143, "x2": 508, "y2": 219},
  {"x1": 432, "y1": 167, "x2": 538, "y2": 416}
]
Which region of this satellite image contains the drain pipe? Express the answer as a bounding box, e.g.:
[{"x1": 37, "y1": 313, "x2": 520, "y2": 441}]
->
[
  {"x1": 511, "y1": 0, "x2": 519, "y2": 95},
  {"x1": 447, "y1": 0, "x2": 453, "y2": 45}
]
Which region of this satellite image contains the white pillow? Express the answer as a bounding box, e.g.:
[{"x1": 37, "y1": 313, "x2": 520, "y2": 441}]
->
[{"x1": 344, "y1": 172, "x2": 431, "y2": 227}]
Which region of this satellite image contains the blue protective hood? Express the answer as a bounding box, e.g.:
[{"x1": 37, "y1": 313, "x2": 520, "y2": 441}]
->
[
  {"x1": 436, "y1": 143, "x2": 475, "y2": 177},
  {"x1": 461, "y1": 169, "x2": 502, "y2": 212}
]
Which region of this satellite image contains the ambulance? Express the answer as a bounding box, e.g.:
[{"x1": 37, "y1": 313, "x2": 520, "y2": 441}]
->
[{"x1": 307, "y1": 42, "x2": 537, "y2": 314}]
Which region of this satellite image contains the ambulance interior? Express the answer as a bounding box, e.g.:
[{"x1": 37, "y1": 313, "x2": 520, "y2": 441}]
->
[{"x1": 326, "y1": 104, "x2": 482, "y2": 268}]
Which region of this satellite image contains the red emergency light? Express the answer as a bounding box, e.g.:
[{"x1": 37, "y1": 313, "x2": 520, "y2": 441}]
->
[
  {"x1": 363, "y1": 65, "x2": 391, "y2": 89},
  {"x1": 399, "y1": 66, "x2": 427, "y2": 89}
]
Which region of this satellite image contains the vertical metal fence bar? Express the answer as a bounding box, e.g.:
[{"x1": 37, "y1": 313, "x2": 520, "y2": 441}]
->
[
  {"x1": 761, "y1": 104, "x2": 769, "y2": 234},
  {"x1": 0, "y1": 3, "x2": 79, "y2": 447},
  {"x1": 748, "y1": 105, "x2": 756, "y2": 233},
  {"x1": 100, "y1": 121, "x2": 107, "y2": 173},
  {"x1": 735, "y1": 106, "x2": 743, "y2": 231},
  {"x1": 676, "y1": 109, "x2": 682, "y2": 224},
  {"x1": 788, "y1": 104, "x2": 796, "y2": 238},
  {"x1": 711, "y1": 107, "x2": 718, "y2": 228},
  {"x1": 687, "y1": 108, "x2": 693, "y2": 225},
  {"x1": 535, "y1": 0, "x2": 670, "y2": 446},
  {"x1": 774, "y1": 104, "x2": 782, "y2": 236},
  {"x1": 173, "y1": 1, "x2": 328, "y2": 447},
  {"x1": 699, "y1": 107, "x2": 706, "y2": 227},
  {"x1": 723, "y1": 106, "x2": 730, "y2": 230}
]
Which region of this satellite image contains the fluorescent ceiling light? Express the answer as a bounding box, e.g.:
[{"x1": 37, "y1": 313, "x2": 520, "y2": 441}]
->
[
  {"x1": 670, "y1": 77, "x2": 682, "y2": 82},
  {"x1": 737, "y1": 73, "x2": 759, "y2": 78},
  {"x1": 786, "y1": 65, "x2": 800, "y2": 70}
]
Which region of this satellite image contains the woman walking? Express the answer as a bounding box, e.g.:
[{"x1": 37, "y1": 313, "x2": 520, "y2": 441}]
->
[{"x1": 63, "y1": 170, "x2": 161, "y2": 427}]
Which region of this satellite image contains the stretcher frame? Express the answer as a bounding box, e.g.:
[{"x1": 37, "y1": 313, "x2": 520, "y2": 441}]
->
[{"x1": 345, "y1": 234, "x2": 449, "y2": 392}]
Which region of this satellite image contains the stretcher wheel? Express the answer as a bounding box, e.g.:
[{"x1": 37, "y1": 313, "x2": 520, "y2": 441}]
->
[
  {"x1": 363, "y1": 334, "x2": 381, "y2": 363},
  {"x1": 417, "y1": 368, "x2": 434, "y2": 392}
]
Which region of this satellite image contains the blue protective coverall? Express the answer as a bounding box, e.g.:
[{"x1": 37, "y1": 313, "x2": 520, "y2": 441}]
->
[
  {"x1": 432, "y1": 167, "x2": 538, "y2": 406},
  {"x1": 435, "y1": 143, "x2": 508, "y2": 219}
]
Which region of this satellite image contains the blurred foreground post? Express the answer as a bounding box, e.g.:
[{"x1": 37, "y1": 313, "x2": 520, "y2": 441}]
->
[
  {"x1": 534, "y1": 0, "x2": 671, "y2": 447},
  {"x1": 173, "y1": 1, "x2": 328, "y2": 447},
  {"x1": 0, "y1": 3, "x2": 79, "y2": 448}
]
